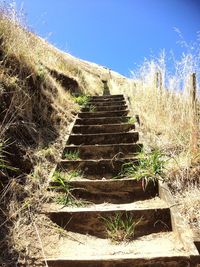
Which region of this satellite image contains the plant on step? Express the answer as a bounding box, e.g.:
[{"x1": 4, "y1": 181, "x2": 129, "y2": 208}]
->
[
  {"x1": 88, "y1": 105, "x2": 96, "y2": 112},
  {"x1": 73, "y1": 95, "x2": 90, "y2": 107},
  {"x1": 127, "y1": 117, "x2": 136, "y2": 124},
  {"x1": 117, "y1": 149, "x2": 166, "y2": 188},
  {"x1": 102, "y1": 212, "x2": 142, "y2": 242},
  {"x1": 51, "y1": 170, "x2": 84, "y2": 207},
  {"x1": 52, "y1": 169, "x2": 82, "y2": 181},
  {"x1": 63, "y1": 150, "x2": 80, "y2": 160}
]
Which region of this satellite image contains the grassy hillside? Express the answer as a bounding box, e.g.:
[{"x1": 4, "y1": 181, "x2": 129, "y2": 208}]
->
[{"x1": 0, "y1": 5, "x2": 130, "y2": 265}]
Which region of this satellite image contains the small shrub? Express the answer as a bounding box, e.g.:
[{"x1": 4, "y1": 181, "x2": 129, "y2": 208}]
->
[{"x1": 73, "y1": 95, "x2": 90, "y2": 107}]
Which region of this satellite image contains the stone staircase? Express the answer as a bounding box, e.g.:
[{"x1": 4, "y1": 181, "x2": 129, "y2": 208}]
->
[{"x1": 45, "y1": 94, "x2": 199, "y2": 267}]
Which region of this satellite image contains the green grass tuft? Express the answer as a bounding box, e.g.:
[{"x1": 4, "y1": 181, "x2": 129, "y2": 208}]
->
[{"x1": 102, "y1": 212, "x2": 142, "y2": 242}]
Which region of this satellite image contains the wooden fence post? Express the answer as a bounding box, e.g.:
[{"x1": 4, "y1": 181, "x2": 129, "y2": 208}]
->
[
  {"x1": 190, "y1": 73, "x2": 198, "y2": 155},
  {"x1": 155, "y1": 71, "x2": 162, "y2": 91}
]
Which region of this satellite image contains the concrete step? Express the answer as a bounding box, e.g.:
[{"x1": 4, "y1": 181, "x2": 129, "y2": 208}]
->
[
  {"x1": 50, "y1": 178, "x2": 157, "y2": 204},
  {"x1": 63, "y1": 143, "x2": 142, "y2": 159},
  {"x1": 71, "y1": 123, "x2": 135, "y2": 134},
  {"x1": 78, "y1": 110, "x2": 129, "y2": 118},
  {"x1": 82, "y1": 105, "x2": 128, "y2": 112},
  {"x1": 45, "y1": 206, "x2": 172, "y2": 238},
  {"x1": 67, "y1": 132, "x2": 139, "y2": 145},
  {"x1": 75, "y1": 116, "x2": 131, "y2": 125},
  {"x1": 57, "y1": 157, "x2": 138, "y2": 175}
]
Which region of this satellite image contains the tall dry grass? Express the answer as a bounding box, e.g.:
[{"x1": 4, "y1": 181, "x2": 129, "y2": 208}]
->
[{"x1": 111, "y1": 45, "x2": 199, "y2": 164}]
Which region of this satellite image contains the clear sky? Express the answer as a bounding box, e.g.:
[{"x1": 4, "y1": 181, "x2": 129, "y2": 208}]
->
[{"x1": 10, "y1": 0, "x2": 200, "y2": 76}]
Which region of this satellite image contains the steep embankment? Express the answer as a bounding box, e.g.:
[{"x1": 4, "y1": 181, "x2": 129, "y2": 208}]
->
[{"x1": 0, "y1": 10, "x2": 131, "y2": 266}]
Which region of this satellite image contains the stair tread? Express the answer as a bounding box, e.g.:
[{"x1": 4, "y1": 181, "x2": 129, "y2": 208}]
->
[
  {"x1": 46, "y1": 232, "x2": 188, "y2": 261},
  {"x1": 60, "y1": 157, "x2": 138, "y2": 162},
  {"x1": 43, "y1": 197, "x2": 168, "y2": 213},
  {"x1": 69, "y1": 131, "x2": 138, "y2": 136}
]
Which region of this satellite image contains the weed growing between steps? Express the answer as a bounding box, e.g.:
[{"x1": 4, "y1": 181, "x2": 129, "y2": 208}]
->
[
  {"x1": 51, "y1": 170, "x2": 89, "y2": 207},
  {"x1": 63, "y1": 150, "x2": 80, "y2": 160},
  {"x1": 52, "y1": 169, "x2": 82, "y2": 181},
  {"x1": 102, "y1": 212, "x2": 143, "y2": 242},
  {"x1": 88, "y1": 105, "x2": 96, "y2": 112},
  {"x1": 115, "y1": 150, "x2": 166, "y2": 189},
  {"x1": 127, "y1": 117, "x2": 137, "y2": 124},
  {"x1": 73, "y1": 95, "x2": 90, "y2": 107}
]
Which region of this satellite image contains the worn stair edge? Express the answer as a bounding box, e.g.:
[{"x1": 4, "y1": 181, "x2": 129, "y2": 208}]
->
[
  {"x1": 75, "y1": 116, "x2": 132, "y2": 125},
  {"x1": 67, "y1": 132, "x2": 139, "y2": 145},
  {"x1": 63, "y1": 143, "x2": 142, "y2": 159},
  {"x1": 78, "y1": 110, "x2": 129, "y2": 118},
  {"x1": 159, "y1": 182, "x2": 200, "y2": 259},
  {"x1": 46, "y1": 256, "x2": 191, "y2": 267},
  {"x1": 50, "y1": 178, "x2": 158, "y2": 204},
  {"x1": 45, "y1": 207, "x2": 172, "y2": 239},
  {"x1": 71, "y1": 123, "x2": 135, "y2": 134}
]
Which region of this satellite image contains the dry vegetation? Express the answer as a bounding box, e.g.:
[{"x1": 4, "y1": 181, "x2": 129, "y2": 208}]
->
[
  {"x1": 0, "y1": 3, "x2": 127, "y2": 266},
  {"x1": 109, "y1": 47, "x2": 200, "y2": 237}
]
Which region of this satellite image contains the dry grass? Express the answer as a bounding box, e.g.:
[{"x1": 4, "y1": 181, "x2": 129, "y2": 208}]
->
[
  {"x1": 109, "y1": 47, "x2": 200, "y2": 235},
  {"x1": 0, "y1": 2, "x2": 129, "y2": 265}
]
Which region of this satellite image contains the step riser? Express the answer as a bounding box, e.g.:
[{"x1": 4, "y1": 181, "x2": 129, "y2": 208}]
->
[
  {"x1": 90, "y1": 94, "x2": 124, "y2": 99},
  {"x1": 82, "y1": 105, "x2": 127, "y2": 112},
  {"x1": 46, "y1": 258, "x2": 191, "y2": 267},
  {"x1": 51, "y1": 179, "x2": 158, "y2": 204},
  {"x1": 78, "y1": 110, "x2": 129, "y2": 118},
  {"x1": 89, "y1": 97, "x2": 125, "y2": 102},
  {"x1": 71, "y1": 124, "x2": 135, "y2": 134},
  {"x1": 75, "y1": 117, "x2": 131, "y2": 125},
  {"x1": 63, "y1": 143, "x2": 142, "y2": 159},
  {"x1": 57, "y1": 158, "x2": 138, "y2": 175},
  {"x1": 88, "y1": 100, "x2": 126, "y2": 106},
  {"x1": 67, "y1": 132, "x2": 139, "y2": 145},
  {"x1": 47, "y1": 208, "x2": 172, "y2": 239}
]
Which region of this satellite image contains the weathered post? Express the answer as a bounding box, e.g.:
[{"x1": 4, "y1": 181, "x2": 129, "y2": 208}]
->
[
  {"x1": 190, "y1": 73, "x2": 198, "y2": 154},
  {"x1": 155, "y1": 71, "x2": 162, "y2": 91}
]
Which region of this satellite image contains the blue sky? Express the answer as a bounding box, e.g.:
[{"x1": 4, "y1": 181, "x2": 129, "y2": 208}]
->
[{"x1": 11, "y1": 0, "x2": 200, "y2": 76}]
